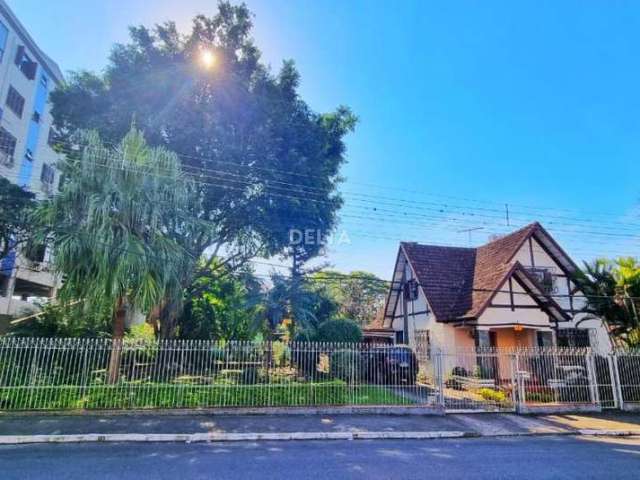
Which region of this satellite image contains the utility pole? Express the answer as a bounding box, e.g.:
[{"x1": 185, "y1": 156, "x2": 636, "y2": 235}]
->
[{"x1": 505, "y1": 203, "x2": 510, "y2": 226}]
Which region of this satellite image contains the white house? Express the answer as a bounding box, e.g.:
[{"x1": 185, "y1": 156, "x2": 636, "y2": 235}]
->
[
  {"x1": 382, "y1": 222, "x2": 611, "y2": 352},
  {"x1": 0, "y1": 0, "x2": 64, "y2": 319}
]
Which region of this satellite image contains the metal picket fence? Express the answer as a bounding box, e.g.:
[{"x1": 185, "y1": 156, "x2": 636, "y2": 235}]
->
[
  {"x1": 0, "y1": 338, "x2": 433, "y2": 411},
  {"x1": 1, "y1": 337, "x2": 640, "y2": 413}
]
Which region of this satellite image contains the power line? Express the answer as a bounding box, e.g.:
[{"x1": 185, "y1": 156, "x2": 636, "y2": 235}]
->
[
  {"x1": 5, "y1": 145, "x2": 640, "y2": 242},
  {"x1": 10, "y1": 136, "x2": 640, "y2": 231}
]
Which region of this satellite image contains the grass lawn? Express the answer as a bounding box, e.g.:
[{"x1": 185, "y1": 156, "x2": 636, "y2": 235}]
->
[{"x1": 0, "y1": 382, "x2": 416, "y2": 410}]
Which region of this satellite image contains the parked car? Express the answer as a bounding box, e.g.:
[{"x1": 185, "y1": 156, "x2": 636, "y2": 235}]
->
[{"x1": 361, "y1": 345, "x2": 418, "y2": 385}]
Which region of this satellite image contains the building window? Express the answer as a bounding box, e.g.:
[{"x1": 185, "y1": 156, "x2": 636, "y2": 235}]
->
[
  {"x1": 14, "y1": 46, "x2": 37, "y2": 80},
  {"x1": 6, "y1": 86, "x2": 25, "y2": 118},
  {"x1": 24, "y1": 241, "x2": 46, "y2": 263},
  {"x1": 557, "y1": 328, "x2": 590, "y2": 348},
  {"x1": 0, "y1": 126, "x2": 17, "y2": 166},
  {"x1": 0, "y1": 22, "x2": 8, "y2": 63},
  {"x1": 40, "y1": 163, "x2": 55, "y2": 185}
]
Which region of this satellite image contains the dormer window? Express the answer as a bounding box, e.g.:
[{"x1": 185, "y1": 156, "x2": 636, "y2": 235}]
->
[{"x1": 14, "y1": 46, "x2": 37, "y2": 80}]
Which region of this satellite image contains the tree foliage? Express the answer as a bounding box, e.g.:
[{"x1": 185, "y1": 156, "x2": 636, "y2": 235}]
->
[
  {"x1": 0, "y1": 177, "x2": 36, "y2": 262},
  {"x1": 50, "y1": 2, "x2": 356, "y2": 271},
  {"x1": 576, "y1": 258, "x2": 640, "y2": 346},
  {"x1": 309, "y1": 270, "x2": 387, "y2": 326},
  {"x1": 179, "y1": 261, "x2": 264, "y2": 340},
  {"x1": 35, "y1": 127, "x2": 204, "y2": 338},
  {"x1": 315, "y1": 319, "x2": 363, "y2": 343},
  {"x1": 264, "y1": 272, "x2": 339, "y2": 336},
  {"x1": 8, "y1": 301, "x2": 111, "y2": 338}
]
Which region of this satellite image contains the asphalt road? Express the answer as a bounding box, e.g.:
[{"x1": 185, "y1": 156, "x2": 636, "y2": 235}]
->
[{"x1": 2, "y1": 436, "x2": 640, "y2": 479}]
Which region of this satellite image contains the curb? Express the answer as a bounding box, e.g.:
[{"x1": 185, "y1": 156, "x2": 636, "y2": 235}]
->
[
  {"x1": 0, "y1": 431, "x2": 474, "y2": 445},
  {"x1": 0, "y1": 406, "x2": 445, "y2": 417},
  {"x1": 577, "y1": 429, "x2": 640, "y2": 436},
  {"x1": 2, "y1": 429, "x2": 640, "y2": 445}
]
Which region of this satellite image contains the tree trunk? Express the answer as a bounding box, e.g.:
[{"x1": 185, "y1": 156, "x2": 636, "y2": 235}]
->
[
  {"x1": 107, "y1": 297, "x2": 126, "y2": 384},
  {"x1": 158, "y1": 298, "x2": 181, "y2": 339}
]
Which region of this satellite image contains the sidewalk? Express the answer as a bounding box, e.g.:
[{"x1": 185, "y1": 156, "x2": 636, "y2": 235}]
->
[{"x1": 1, "y1": 411, "x2": 640, "y2": 444}]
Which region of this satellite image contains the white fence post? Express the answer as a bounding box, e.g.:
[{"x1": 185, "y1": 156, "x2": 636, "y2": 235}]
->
[
  {"x1": 586, "y1": 352, "x2": 600, "y2": 406},
  {"x1": 433, "y1": 349, "x2": 445, "y2": 408},
  {"x1": 510, "y1": 353, "x2": 520, "y2": 413},
  {"x1": 611, "y1": 352, "x2": 624, "y2": 411}
]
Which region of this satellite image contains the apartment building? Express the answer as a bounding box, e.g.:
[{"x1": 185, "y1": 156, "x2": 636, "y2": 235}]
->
[{"x1": 0, "y1": 0, "x2": 64, "y2": 318}]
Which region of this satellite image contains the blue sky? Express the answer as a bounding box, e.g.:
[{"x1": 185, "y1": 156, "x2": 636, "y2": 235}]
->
[{"x1": 11, "y1": 0, "x2": 639, "y2": 278}]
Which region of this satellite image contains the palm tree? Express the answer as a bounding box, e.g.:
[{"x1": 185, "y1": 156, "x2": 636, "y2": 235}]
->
[
  {"x1": 37, "y1": 128, "x2": 198, "y2": 382},
  {"x1": 576, "y1": 259, "x2": 640, "y2": 347}
]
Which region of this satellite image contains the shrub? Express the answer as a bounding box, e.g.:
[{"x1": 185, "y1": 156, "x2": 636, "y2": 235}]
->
[
  {"x1": 315, "y1": 319, "x2": 363, "y2": 343},
  {"x1": 525, "y1": 391, "x2": 554, "y2": 403},
  {"x1": 478, "y1": 388, "x2": 507, "y2": 403},
  {"x1": 330, "y1": 350, "x2": 362, "y2": 383}
]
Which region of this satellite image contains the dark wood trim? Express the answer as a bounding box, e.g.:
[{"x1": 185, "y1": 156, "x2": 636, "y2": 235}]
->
[
  {"x1": 383, "y1": 248, "x2": 403, "y2": 325},
  {"x1": 489, "y1": 304, "x2": 542, "y2": 309},
  {"x1": 528, "y1": 237, "x2": 535, "y2": 266},
  {"x1": 532, "y1": 232, "x2": 574, "y2": 279},
  {"x1": 390, "y1": 309, "x2": 431, "y2": 319},
  {"x1": 401, "y1": 268, "x2": 409, "y2": 340},
  {"x1": 512, "y1": 269, "x2": 572, "y2": 321},
  {"x1": 476, "y1": 322, "x2": 556, "y2": 328},
  {"x1": 508, "y1": 277, "x2": 515, "y2": 311}
]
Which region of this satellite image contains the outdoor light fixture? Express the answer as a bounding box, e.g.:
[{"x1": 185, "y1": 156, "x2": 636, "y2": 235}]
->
[{"x1": 514, "y1": 324, "x2": 524, "y2": 332}]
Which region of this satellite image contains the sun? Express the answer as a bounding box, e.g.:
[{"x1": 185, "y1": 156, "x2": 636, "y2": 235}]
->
[{"x1": 200, "y1": 49, "x2": 216, "y2": 69}]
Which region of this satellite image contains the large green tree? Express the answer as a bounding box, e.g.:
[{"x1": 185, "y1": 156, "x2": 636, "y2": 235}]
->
[
  {"x1": 310, "y1": 270, "x2": 387, "y2": 326},
  {"x1": 263, "y1": 272, "x2": 339, "y2": 336},
  {"x1": 0, "y1": 177, "x2": 35, "y2": 263},
  {"x1": 50, "y1": 3, "x2": 356, "y2": 307},
  {"x1": 36, "y1": 128, "x2": 205, "y2": 380},
  {"x1": 179, "y1": 261, "x2": 264, "y2": 340}
]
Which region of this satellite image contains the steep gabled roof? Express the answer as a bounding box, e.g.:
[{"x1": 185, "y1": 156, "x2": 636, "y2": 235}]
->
[{"x1": 389, "y1": 222, "x2": 573, "y2": 323}]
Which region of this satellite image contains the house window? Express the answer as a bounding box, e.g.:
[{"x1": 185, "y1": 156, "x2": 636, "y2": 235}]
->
[
  {"x1": 6, "y1": 86, "x2": 25, "y2": 118},
  {"x1": 40, "y1": 163, "x2": 55, "y2": 185},
  {"x1": 14, "y1": 46, "x2": 37, "y2": 80},
  {"x1": 0, "y1": 126, "x2": 17, "y2": 166},
  {"x1": 536, "y1": 331, "x2": 553, "y2": 347},
  {"x1": 414, "y1": 329, "x2": 431, "y2": 358},
  {"x1": 557, "y1": 328, "x2": 590, "y2": 348},
  {"x1": 0, "y1": 22, "x2": 8, "y2": 62},
  {"x1": 526, "y1": 267, "x2": 557, "y2": 294}
]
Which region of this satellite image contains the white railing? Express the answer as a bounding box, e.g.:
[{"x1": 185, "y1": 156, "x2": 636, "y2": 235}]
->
[{"x1": 0, "y1": 337, "x2": 639, "y2": 412}]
